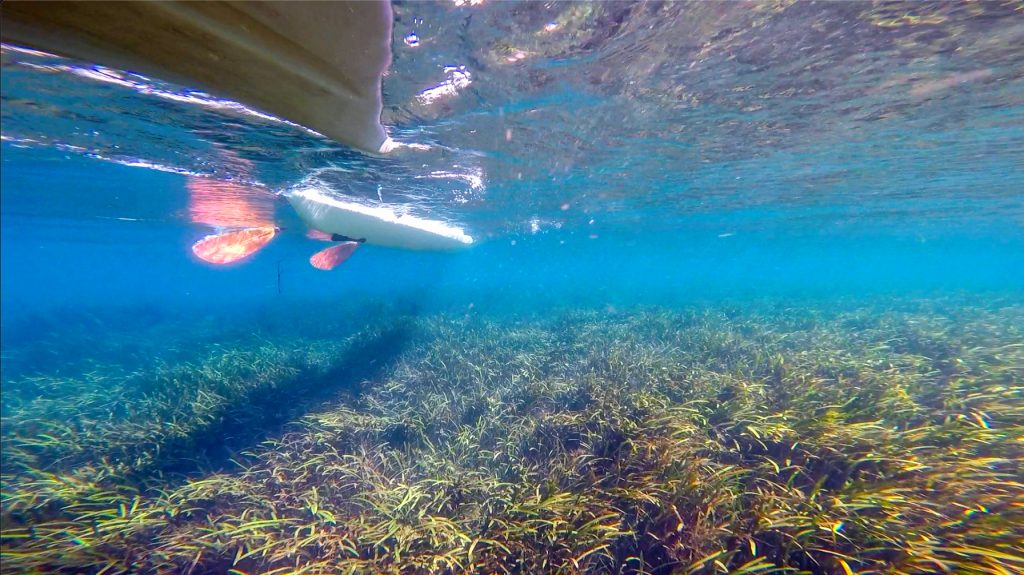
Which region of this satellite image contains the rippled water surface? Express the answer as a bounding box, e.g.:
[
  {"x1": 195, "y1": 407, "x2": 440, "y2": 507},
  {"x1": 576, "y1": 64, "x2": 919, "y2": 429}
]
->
[
  {"x1": 2, "y1": 1, "x2": 1024, "y2": 320},
  {"x1": 4, "y1": 1, "x2": 1023, "y2": 236}
]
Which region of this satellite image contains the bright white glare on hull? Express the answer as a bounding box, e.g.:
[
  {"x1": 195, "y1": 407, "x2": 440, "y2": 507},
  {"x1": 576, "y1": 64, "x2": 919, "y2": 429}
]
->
[{"x1": 287, "y1": 187, "x2": 474, "y2": 251}]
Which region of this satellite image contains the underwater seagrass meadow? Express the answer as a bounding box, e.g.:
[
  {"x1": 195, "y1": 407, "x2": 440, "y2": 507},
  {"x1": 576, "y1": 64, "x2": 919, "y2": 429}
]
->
[
  {"x1": 1, "y1": 296, "x2": 1022, "y2": 575},
  {"x1": 3, "y1": 1, "x2": 1024, "y2": 574}
]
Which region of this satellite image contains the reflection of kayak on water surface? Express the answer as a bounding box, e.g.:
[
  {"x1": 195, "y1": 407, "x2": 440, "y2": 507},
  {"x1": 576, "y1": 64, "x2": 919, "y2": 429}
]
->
[
  {"x1": 189, "y1": 181, "x2": 474, "y2": 270},
  {"x1": 1, "y1": 0, "x2": 474, "y2": 269},
  {"x1": 287, "y1": 188, "x2": 475, "y2": 253},
  {"x1": 185, "y1": 173, "x2": 474, "y2": 269}
]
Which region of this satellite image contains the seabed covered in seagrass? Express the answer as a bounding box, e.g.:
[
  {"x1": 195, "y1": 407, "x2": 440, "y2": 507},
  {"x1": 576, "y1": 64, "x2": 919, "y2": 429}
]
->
[{"x1": 1, "y1": 297, "x2": 1022, "y2": 575}]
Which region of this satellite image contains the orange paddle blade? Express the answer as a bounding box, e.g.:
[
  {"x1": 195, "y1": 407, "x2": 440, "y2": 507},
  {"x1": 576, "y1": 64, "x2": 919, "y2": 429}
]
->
[
  {"x1": 310, "y1": 241, "x2": 359, "y2": 271},
  {"x1": 192, "y1": 226, "x2": 277, "y2": 265}
]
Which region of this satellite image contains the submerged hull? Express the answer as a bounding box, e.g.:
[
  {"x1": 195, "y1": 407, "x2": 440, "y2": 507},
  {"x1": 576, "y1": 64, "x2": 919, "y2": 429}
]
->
[
  {"x1": 287, "y1": 187, "x2": 474, "y2": 252},
  {"x1": 1, "y1": 0, "x2": 393, "y2": 153}
]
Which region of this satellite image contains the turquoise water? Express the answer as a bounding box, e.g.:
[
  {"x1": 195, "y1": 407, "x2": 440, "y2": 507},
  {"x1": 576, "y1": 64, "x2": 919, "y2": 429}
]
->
[
  {"x1": 1, "y1": 3, "x2": 1023, "y2": 574},
  {"x1": 3, "y1": 2, "x2": 1023, "y2": 323}
]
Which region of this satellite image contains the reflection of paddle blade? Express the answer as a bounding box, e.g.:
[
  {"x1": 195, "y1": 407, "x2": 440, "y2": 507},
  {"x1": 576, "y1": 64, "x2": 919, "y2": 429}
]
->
[
  {"x1": 192, "y1": 226, "x2": 277, "y2": 265},
  {"x1": 187, "y1": 177, "x2": 276, "y2": 229},
  {"x1": 310, "y1": 242, "x2": 359, "y2": 271},
  {"x1": 306, "y1": 229, "x2": 334, "y2": 242}
]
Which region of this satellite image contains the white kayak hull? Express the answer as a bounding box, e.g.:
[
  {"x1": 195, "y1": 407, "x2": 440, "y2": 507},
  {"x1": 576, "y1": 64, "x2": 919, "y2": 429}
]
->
[
  {"x1": 1, "y1": 1, "x2": 393, "y2": 153},
  {"x1": 287, "y1": 188, "x2": 474, "y2": 252}
]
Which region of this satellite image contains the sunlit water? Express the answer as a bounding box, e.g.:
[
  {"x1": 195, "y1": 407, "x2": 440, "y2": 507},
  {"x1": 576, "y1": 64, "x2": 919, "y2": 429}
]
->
[
  {"x1": 3, "y1": 2, "x2": 1024, "y2": 324},
  {"x1": 3, "y1": 4, "x2": 1024, "y2": 574}
]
